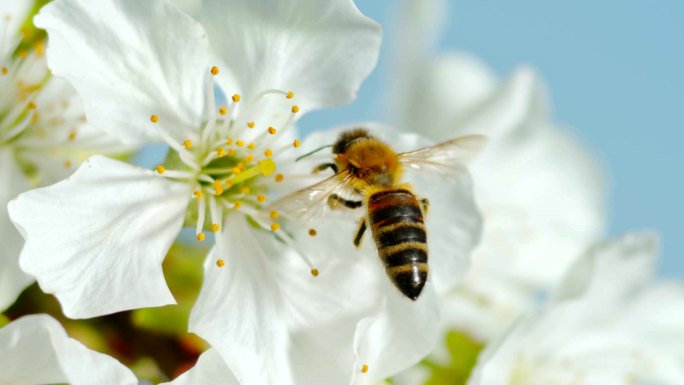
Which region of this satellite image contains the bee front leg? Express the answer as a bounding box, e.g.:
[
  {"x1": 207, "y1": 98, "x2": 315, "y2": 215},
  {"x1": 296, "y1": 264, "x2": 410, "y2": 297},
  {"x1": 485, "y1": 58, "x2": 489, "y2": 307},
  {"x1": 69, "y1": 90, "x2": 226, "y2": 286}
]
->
[
  {"x1": 354, "y1": 218, "x2": 367, "y2": 249},
  {"x1": 312, "y1": 163, "x2": 338, "y2": 174},
  {"x1": 328, "y1": 194, "x2": 363, "y2": 210},
  {"x1": 420, "y1": 198, "x2": 430, "y2": 217}
]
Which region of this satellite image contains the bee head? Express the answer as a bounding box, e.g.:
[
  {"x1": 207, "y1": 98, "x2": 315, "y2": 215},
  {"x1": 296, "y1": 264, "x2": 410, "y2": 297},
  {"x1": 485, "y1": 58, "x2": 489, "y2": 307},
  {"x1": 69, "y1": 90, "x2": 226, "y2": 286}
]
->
[{"x1": 332, "y1": 128, "x2": 372, "y2": 154}]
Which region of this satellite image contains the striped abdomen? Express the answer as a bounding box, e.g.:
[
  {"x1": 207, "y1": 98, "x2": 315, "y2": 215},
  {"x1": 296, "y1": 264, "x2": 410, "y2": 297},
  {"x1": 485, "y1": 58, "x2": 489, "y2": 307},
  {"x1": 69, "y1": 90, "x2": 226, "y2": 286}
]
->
[{"x1": 368, "y1": 188, "x2": 428, "y2": 300}]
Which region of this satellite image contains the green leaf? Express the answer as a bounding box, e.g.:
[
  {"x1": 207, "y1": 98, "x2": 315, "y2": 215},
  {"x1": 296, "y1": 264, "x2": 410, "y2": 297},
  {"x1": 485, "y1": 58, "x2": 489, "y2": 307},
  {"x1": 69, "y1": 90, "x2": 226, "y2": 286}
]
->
[
  {"x1": 421, "y1": 329, "x2": 484, "y2": 385},
  {"x1": 0, "y1": 314, "x2": 9, "y2": 328}
]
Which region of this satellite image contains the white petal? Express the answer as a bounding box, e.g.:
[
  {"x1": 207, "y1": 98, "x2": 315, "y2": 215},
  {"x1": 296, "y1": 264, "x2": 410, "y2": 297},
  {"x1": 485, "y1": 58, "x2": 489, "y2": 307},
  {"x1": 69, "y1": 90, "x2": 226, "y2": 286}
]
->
[
  {"x1": 553, "y1": 232, "x2": 658, "y2": 304},
  {"x1": 171, "y1": 0, "x2": 200, "y2": 19},
  {"x1": 392, "y1": 53, "x2": 497, "y2": 142},
  {"x1": 470, "y1": 234, "x2": 684, "y2": 384},
  {"x1": 0, "y1": 148, "x2": 33, "y2": 311},
  {"x1": 438, "y1": 272, "x2": 536, "y2": 343},
  {"x1": 0, "y1": 314, "x2": 137, "y2": 385},
  {"x1": 352, "y1": 286, "x2": 441, "y2": 385},
  {"x1": 190, "y1": 215, "x2": 384, "y2": 384},
  {"x1": 9, "y1": 155, "x2": 190, "y2": 318},
  {"x1": 163, "y1": 348, "x2": 238, "y2": 385},
  {"x1": 34, "y1": 0, "x2": 211, "y2": 145},
  {"x1": 200, "y1": 0, "x2": 381, "y2": 113},
  {"x1": 468, "y1": 76, "x2": 606, "y2": 287}
]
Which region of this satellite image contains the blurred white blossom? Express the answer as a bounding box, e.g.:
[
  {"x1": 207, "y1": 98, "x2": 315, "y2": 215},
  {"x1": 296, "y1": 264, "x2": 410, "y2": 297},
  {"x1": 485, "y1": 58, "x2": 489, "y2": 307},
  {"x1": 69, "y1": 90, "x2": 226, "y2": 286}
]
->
[
  {"x1": 0, "y1": 0, "x2": 128, "y2": 311},
  {"x1": 470, "y1": 233, "x2": 684, "y2": 384}
]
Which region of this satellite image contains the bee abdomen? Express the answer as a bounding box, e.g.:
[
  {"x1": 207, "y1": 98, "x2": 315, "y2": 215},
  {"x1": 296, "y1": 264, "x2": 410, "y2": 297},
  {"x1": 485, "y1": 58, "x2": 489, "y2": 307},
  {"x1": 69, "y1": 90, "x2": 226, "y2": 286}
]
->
[{"x1": 368, "y1": 189, "x2": 428, "y2": 300}]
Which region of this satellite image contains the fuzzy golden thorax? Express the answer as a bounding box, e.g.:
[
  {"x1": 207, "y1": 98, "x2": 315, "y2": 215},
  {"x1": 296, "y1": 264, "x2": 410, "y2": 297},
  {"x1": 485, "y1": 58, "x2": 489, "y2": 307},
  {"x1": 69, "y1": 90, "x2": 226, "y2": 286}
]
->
[{"x1": 336, "y1": 138, "x2": 401, "y2": 188}]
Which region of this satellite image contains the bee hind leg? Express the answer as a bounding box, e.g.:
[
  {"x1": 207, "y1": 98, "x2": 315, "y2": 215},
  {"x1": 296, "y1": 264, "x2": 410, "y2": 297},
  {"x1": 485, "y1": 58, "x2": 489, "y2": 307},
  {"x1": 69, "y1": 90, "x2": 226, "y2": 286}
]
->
[
  {"x1": 353, "y1": 219, "x2": 367, "y2": 249},
  {"x1": 420, "y1": 198, "x2": 430, "y2": 216},
  {"x1": 328, "y1": 194, "x2": 363, "y2": 210}
]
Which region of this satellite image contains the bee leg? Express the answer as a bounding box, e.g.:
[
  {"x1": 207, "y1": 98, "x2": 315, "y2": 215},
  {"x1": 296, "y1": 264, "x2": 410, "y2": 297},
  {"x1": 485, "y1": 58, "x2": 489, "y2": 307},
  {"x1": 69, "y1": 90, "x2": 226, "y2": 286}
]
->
[
  {"x1": 353, "y1": 218, "x2": 367, "y2": 249},
  {"x1": 328, "y1": 194, "x2": 363, "y2": 210},
  {"x1": 312, "y1": 163, "x2": 338, "y2": 174},
  {"x1": 420, "y1": 198, "x2": 430, "y2": 216}
]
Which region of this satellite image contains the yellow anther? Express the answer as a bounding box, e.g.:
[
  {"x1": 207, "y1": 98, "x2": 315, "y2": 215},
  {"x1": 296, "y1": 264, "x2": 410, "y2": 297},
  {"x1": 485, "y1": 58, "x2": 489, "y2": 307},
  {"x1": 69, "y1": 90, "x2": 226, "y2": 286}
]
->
[
  {"x1": 241, "y1": 186, "x2": 251, "y2": 194},
  {"x1": 247, "y1": 121, "x2": 255, "y2": 128},
  {"x1": 217, "y1": 148, "x2": 226, "y2": 158},
  {"x1": 236, "y1": 139, "x2": 244, "y2": 147},
  {"x1": 64, "y1": 160, "x2": 72, "y2": 168},
  {"x1": 218, "y1": 106, "x2": 227, "y2": 116},
  {"x1": 245, "y1": 154, "x2": 254, "y2": 163},
  {"x1": 267, "y1": 126, "x2": 277, "y2": 135},
  {"x1": 68, "y1": 130, "x2": 77, "y2": 141},
  {"x1": 27, "y1": 102, "x2": 37, "y2": 110},
  {"x1": 210, "y1": 66, "x2": 219, "y2": 75},
  {"x1": 264, "y1": 149, "x2": 273, "y2": 157},
  {"x1": 211, "y1": 223, "x2": 221, "y2": 232},
  {"x1": 225, "y1": 179, "x2": 234, "y2": 189},
  {"x1": 247, "y1": 142, "x2": 256, "y2": 150},
  {"x1": 258, "y1": 158, "x2": 276, "y2": 176},
  {"x1": 232, "y1": 94, "x2": 241, "y2": 102},
  {"x1": 155, "y1": 165, "x2": 166, "y2": 174},
  {"x1": 227, "y1": 149, "x2": 237, "y2": 156},
  {"x1": 286, "y1": 91, "x2": 294, "y2": 99},
  {"x1": 183, "y1": 139, "x2": 193, "y2": 149},
  {"x1": 216, "y1": 259, "x2": 225, "y2": 267},
  {"x1": 33, "y1": 41, "x2": 45, "y2": 56},
  {"x1": 1, "y1": 66, "x2": 8, "y2": 75},
  {"x1": 214, "y1": 180, "x2": 224, "y2": 195},
  {"x1": 270, "y1": 210, "x2": 279, "y2": 219},
  {"x1": 18, "y1": 50, "x2": 27, "y2": 58},
  {"x1": 193, "y1": 190, "x2": 202, "y2": 199},
  {"x1": 233, "y1": 201, "x2": 242, "y2": 209},
  {"x1": 308, "y1": 228, "x2": 318, "y2": 237},
  {"x1": 311, "y1": 268, "x2": 319, "y2": 277},
  {"x1": 238, "y1": 162, "x2": 245, "y2": 170},
  {"x1": 150, "y1": 114, "x2": 159, "y2": 123},
  {"x1": 274, "y1": 173, "x2": 284, "y2": 182},
  {"x1": 226, "y1": 138, "x2": 233, "y2": 145},
  {"x1": 293, "y1": 139, "x2": 301, "y2": 148},
  {"x1": 291, "y1": 105, "x2": 300, "y2": 113},
  {"x1": 361, "y1": 364, "x2": 369, "y2": 374},
  {"x1": 232, "y1": 166, "x2": 242, "y2": 175},
  {"x1": 256, "y1": 194, "x2": 267, "y2": 203},
  {"x1": 197, "y1": 233, "x2": 206, "y2": 241},
  {"x1": 271, "y1": 223, "x2": 281, "y2": 232}
]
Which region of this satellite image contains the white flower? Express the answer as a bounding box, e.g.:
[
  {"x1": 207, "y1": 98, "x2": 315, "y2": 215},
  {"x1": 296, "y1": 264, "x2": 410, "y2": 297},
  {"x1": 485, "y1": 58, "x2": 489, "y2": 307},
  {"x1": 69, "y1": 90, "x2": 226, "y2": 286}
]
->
[
  {"x1": 389, "y1": 0, "x2": 606, "y2": 342},
  {"x1": 0, "y1": 314, "x2": 137, "y2": 385},
  {"x1": 0, "y1": 0, "x2": 128, "y2": 311},
  {"x1": 469, "y1": 233, "x2": 684, "y2": 384},
  {"x1": 8, "y1": 0, "x2": 381, "y2": 319},
  {"x1": 168, "y1": 124, "x2": 482, "y2": 384}
]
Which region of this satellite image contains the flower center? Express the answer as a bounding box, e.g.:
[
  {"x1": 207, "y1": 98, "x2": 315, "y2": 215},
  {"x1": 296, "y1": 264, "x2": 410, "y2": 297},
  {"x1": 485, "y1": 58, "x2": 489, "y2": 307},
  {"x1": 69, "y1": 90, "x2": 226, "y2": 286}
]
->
[{"x1": 152, "y1": 65, "x2": 305, "y2": 244}]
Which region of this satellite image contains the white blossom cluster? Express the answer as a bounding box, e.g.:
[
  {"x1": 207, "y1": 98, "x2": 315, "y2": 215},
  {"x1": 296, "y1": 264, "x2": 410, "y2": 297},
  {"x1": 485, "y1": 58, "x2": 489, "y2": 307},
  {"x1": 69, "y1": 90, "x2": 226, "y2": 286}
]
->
[{"x1": 0, "y1": 0, "x2": 682, "y2": 384}]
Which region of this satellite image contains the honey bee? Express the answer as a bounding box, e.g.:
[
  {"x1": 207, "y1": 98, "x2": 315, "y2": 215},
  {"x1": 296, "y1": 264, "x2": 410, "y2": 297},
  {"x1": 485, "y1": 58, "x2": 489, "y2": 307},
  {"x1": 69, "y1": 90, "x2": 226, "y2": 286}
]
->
[{"x1": 272, "y1": 129, "x2": 484, "y2": 300}]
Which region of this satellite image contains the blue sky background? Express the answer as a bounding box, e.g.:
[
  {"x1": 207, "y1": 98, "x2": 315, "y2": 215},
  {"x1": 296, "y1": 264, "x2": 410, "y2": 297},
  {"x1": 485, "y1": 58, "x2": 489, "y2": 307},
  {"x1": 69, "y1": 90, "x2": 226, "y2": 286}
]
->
[{"x1": 298, "y1": 1, "x2": 684, "y2": 277}]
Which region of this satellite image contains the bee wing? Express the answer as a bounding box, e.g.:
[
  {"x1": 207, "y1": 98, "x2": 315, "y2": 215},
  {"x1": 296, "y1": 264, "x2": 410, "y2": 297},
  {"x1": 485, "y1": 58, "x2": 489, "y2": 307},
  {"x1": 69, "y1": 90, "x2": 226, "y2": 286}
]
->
[
  {"x1": 397, "y1": 135, "x2": 486, "y2": 179},
  {"x1": 268, "y1": 171, "x2": 355, "y2": 223}
]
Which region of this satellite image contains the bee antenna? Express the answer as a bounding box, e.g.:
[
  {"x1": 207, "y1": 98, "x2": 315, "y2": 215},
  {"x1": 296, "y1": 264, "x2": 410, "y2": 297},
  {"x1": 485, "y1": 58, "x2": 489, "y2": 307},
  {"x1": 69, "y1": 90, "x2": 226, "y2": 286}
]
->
[{"x1": 295, "y1": 144, "x2": 333, "y2": 162}]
